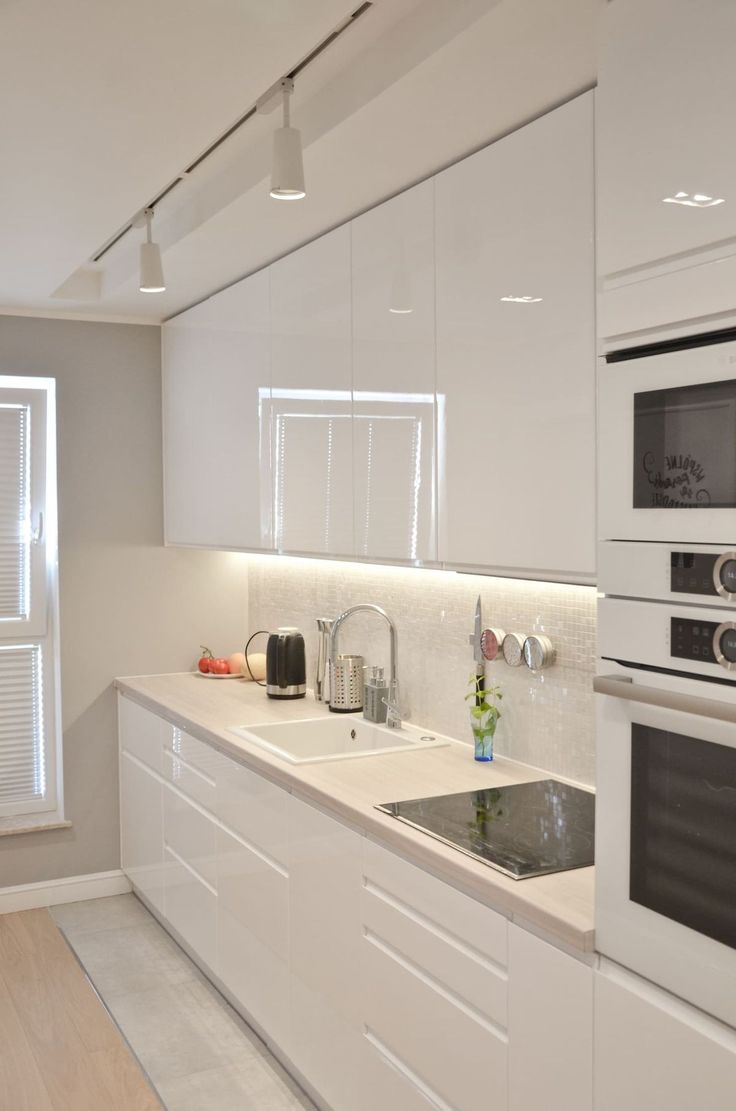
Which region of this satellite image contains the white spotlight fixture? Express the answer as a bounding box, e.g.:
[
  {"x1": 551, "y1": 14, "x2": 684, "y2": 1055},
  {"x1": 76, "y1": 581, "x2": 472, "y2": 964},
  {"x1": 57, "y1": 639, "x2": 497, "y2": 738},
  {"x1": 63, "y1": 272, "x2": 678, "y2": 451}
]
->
[
  {"x1": 135, "y1": 207, "x2": 166, "y2": 293},
  {"x1": 270, "y1": 78, "x2": 306, "y2": 201}
]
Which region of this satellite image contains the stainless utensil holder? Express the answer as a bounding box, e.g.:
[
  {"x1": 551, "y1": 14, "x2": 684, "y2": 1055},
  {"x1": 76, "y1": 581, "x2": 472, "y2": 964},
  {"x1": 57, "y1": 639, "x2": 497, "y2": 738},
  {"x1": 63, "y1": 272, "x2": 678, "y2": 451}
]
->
[{"x1": 329, "y1": 654, "x2": 364, "y2": 713}]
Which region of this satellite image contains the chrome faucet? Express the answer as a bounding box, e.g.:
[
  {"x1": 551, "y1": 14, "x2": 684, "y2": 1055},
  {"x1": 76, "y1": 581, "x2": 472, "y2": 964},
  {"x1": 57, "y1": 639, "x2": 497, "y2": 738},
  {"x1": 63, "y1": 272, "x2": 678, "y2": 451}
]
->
[{"x1": 329, "y1": 604, "x2": 402, "y2": 728}]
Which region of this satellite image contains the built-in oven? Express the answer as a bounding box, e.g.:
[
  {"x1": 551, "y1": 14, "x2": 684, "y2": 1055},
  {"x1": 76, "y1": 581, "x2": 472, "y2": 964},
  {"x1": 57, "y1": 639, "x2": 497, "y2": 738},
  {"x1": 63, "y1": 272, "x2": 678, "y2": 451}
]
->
[
  {"x1": 595, "y1": 596, "x2": 736, "y2": 1026},
  {"x1": 598, "y1": 328, "x2": 736, "y2": 544}
]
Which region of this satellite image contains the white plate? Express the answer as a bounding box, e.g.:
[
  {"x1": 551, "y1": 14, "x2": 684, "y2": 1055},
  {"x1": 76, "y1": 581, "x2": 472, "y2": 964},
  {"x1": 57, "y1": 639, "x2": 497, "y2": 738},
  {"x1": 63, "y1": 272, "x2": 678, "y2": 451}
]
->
[{"x1": 193, "y1": 670, "x2": 244, "y2": 680}]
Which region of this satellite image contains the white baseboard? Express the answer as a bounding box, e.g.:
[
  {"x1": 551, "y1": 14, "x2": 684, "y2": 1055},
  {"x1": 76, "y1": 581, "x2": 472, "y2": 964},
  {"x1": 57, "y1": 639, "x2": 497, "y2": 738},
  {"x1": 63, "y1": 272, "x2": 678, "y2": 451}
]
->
[{"x1": 0, "y1": 869, "x2": 132, "y2": 914}]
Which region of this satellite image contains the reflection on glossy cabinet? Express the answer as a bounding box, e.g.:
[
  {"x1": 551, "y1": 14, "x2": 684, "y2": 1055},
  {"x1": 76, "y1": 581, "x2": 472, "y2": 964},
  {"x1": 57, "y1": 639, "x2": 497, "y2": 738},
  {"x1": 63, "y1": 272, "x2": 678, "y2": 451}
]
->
[
  {"x1": 162, "y1": 269, "x2": 272, "y2": 549},
  {"x1": 594, "y1": 962, "x2": 736, "y2": 1111},
  {"x1": 508, "y1": 925, "x2": 593, "y2": 1111},
  {"x1": 269, "y1": 226, "x2": 353, "y2": 556},
  {"x1": 351, "y1": 180, "x2": 437, "y2": 563},
  {"x1": 435, "y1": 92, "x2": 596, "y2": 580},
  {"x1": 288, "y1": 795, "x2": 364, "y2": 1111},
  {"x1": 597, "y1": 0, "x2": 736, "y2": 339}
]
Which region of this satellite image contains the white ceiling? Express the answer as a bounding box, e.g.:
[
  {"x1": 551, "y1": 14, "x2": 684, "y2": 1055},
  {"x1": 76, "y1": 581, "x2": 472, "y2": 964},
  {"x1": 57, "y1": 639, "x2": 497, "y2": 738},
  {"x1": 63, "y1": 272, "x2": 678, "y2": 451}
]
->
[{"x1": 0, "y1": 0, "x2": 596, "y2": 323}]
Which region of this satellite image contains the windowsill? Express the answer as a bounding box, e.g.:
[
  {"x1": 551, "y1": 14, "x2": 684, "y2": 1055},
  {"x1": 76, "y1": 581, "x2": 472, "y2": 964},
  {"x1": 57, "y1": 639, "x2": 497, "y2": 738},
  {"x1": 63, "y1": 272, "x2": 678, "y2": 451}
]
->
[{"x1": 0, "y1": 813, "x2": 72, "y2": 837}]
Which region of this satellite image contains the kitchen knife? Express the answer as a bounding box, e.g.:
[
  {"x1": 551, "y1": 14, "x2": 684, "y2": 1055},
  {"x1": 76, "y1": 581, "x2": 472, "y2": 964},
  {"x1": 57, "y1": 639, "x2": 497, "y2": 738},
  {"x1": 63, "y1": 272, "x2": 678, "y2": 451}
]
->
[{"x1": 470, "y1": 594, "x2": 485, "y2": 705}]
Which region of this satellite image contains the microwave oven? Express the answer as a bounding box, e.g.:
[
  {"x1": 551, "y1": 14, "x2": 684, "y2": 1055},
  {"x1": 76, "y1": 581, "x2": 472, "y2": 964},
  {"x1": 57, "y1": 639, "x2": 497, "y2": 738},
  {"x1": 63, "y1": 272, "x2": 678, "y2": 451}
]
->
[{"x1": 598, "y1": 328, "x2": 736, "y2": 545}]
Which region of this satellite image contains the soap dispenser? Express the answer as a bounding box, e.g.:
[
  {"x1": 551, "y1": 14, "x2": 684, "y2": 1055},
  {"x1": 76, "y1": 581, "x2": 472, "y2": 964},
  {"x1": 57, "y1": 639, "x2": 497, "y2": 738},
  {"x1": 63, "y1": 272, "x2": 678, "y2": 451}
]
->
[{"x1": 363, "y1": 666, "x2": 389, "y2": 724}]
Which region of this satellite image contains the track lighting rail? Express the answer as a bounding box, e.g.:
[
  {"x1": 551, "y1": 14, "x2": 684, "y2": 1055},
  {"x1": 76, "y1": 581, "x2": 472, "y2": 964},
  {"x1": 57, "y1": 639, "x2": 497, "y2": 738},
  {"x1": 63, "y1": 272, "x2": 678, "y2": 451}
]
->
[{"x1": 91, "y1": 2, "x2": 372, "y2": 264}]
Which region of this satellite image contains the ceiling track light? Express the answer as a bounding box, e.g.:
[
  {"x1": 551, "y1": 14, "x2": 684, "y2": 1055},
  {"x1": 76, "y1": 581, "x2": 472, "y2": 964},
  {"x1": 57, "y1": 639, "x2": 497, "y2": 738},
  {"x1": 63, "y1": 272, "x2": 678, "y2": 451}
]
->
[
  {"x1": 134, "y1": 208, "x2": 166, "y2": 293},
  {"x1": 270, "y1": 78, "x2": 306, "y2": 201}
]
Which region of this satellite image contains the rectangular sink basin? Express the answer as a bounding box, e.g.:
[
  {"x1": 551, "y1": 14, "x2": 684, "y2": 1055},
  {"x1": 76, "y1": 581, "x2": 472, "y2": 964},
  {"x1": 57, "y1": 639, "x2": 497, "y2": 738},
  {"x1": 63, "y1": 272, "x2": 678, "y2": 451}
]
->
[{"x1": 229, "y1": 716, "x2": 451, "y2": 764}]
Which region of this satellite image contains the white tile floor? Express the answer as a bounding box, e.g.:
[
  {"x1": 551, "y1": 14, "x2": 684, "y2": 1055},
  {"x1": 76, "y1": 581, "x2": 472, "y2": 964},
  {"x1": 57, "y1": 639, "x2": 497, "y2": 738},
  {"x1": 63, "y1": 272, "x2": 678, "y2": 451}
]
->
[{"x1": 51, "y1": 893, "x2": 317, "y2": 1111}]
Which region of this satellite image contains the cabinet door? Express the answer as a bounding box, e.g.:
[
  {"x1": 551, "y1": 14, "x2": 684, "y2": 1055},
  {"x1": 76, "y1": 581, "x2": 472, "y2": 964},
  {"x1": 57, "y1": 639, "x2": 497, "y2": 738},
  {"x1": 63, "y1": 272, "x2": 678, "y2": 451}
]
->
[
  {"x1": 597, "y1": 0, "x2": 736, "y2": 339},
  {"x1": 351, "y1": 180, "x2": 436, "y2": 563},
  {"x1": 269, "y1": 225, "x2": 353, "y2": 556},
  {"x1": 435, "y1": 92, "x2": 596, "y2": 581},
  {"x1": 162, "y1": 269, "x2": 272, "y2": 549},
  {"x1": 119, "y1": 751, "x2": 164, "y2": 915},
  {"x1": 360, "y1": 840, "x2": 508, "y2": 1111},
  {"x1": 508, "y1": 925, "x2": 593, "y2": 1111},
  {"x1": 162, "y1": 784, "x2": 218, "y2": 972},
  {"x1": 594, "y1": 963, "x2": 736, "y2": 1111},
  {"x1": 288, "y1": 795, "x2": 364, "y2": 1111},
  {"x1": 118, "y1": 692, "x2": 167, "y2": 773},
  {"x1": 216, "y1": 759, "x2": 290, "y2": 1053}
]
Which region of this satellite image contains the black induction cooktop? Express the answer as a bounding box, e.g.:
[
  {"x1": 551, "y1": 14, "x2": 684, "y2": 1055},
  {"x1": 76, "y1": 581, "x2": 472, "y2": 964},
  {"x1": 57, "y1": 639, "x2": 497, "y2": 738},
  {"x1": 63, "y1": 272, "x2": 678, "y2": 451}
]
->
[{"x1": 376, "y1": 779, "x2": 595, "y2": 880}]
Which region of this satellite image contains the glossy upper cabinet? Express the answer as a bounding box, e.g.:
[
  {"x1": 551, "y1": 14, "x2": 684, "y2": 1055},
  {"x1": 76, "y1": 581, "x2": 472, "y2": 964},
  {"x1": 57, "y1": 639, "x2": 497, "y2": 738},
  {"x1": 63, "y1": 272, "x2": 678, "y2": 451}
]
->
[
  {"x1": 597, "y1": 0, "x2": 736, "y2": 340},
  {"x1": 163, "y1": 270, "x2": 272, "y2": 549},
  {"x1": 269, "y1": 225, "x2": 353, "y2": 557},
  {"x1": 435, "y1": 92, "x2": 596, "y2": 580},
  {"x1": 351, "y1": 181, "x2": 436, "y2": 563}
]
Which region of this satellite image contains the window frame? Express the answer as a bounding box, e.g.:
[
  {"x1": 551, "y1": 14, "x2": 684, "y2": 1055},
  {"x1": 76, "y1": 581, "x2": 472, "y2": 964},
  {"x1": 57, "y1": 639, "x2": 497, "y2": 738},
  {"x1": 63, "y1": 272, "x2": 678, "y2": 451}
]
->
[{"x1": 0, "y1": 376, "x2": 62, "y2": 823}]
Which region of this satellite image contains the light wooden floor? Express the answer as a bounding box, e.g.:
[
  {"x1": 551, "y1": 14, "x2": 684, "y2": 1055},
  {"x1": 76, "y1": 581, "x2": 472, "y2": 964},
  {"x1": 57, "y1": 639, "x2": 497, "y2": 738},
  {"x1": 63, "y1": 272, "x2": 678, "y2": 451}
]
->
[{"x1": 0, "y1": 907, "x2": 160, "y2": 1111}]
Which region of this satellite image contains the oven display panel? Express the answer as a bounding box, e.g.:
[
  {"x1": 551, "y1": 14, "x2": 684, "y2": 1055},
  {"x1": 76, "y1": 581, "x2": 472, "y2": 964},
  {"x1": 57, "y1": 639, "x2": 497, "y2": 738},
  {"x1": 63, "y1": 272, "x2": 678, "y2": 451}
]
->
[{"x1": 671, "y1": 617, "x2": 718, "y2": 663}]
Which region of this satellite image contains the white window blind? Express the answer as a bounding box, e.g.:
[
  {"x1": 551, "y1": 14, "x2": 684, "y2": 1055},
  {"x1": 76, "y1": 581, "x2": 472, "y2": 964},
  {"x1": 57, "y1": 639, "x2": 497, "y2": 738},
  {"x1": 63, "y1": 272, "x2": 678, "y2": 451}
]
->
[
  {"x1": 0, "y1": 404, "x2": 30, "y2": 621},
  {"x1": 0, "y1": 644, "x2": 45, "y2": 808},
  {"x1": 0, "y1": 381, "x2": 58, "y2": 821}
]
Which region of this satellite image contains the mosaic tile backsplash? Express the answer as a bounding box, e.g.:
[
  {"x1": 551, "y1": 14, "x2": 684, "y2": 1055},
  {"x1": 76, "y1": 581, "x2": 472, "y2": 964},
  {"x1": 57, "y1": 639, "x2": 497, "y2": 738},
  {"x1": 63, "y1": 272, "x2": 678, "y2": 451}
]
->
[{"x1": 247, "y1": 557, "x2": 597, "y2": 786}]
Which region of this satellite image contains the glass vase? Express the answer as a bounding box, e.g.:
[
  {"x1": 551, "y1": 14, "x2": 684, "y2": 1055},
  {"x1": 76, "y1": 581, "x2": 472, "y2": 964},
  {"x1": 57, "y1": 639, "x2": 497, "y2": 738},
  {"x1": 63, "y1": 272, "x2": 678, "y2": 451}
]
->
[{"x1": 472, "y1": 723, "x2": 496, "y2": 762}]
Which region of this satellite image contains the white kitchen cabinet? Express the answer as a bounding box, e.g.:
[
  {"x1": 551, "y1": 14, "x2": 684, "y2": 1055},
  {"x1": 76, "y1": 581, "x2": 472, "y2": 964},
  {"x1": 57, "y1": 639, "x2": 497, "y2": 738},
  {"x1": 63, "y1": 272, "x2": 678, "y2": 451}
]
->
[
  {"x1": 508, "y1": 925, "x2": 593, "y2": 1111},
  {"x1": 435, "y1": 91, "x2": 596, "y2": 581},
  {"x1": 288, "y1": 794, "x2": 365, "y2": 1111},
  {"x1": 119, "y1": 752, "x2": 165, "y2": 916},
  {"x1": 597, "y1": 0, "x2": 736, "y2": 342},
  {"x1": 351, "y1": 180, "x2": 436, "y2": 563},
  {"x1": 162, "y1": 783, "x2": 218, "y2": 972},
  {"x1": 360, "y1": 840, "x2": 509, "y2": 1111},
  {"x1": 216, "y1": 761, "x2": 290, "y2": 1055},
  {"x1": 594, "y1": 961, "x2": 736, "y2": 1111},
  {"x1": 269, "y1": 225, "x2": 354, "y2": 557},
  {"x1": 118, "y1": 694, "x2": 167, "y2": 914},
  {"x1": 162, "y1": 268, "x2": 272, "y2": 550}
]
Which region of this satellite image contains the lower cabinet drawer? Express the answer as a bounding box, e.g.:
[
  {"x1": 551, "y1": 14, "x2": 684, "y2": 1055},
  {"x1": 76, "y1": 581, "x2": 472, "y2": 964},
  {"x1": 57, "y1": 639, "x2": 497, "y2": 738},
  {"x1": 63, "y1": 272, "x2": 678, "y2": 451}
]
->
[
  {"x1": 362, "y1": 1035, "x2": 448, "y2": 1111},
  {"x1": 163, "y1": 784, "x2": 218, "y2": 891},
  {"x1": 217, "y1": 827, "x2": 290, "y2": 1053},
  {"x1": 362, "y1": 929, "x2": 508, "y2": 1111},
  {"x1": 163, "y1": 846, "x2": 217, "y2": 973}
]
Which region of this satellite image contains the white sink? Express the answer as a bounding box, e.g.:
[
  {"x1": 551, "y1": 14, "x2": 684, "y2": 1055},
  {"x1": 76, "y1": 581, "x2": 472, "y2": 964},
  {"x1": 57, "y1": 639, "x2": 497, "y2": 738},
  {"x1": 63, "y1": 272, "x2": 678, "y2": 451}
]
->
[{"x1": 229, "y1": 716, "x2": 451, "y2": 764}]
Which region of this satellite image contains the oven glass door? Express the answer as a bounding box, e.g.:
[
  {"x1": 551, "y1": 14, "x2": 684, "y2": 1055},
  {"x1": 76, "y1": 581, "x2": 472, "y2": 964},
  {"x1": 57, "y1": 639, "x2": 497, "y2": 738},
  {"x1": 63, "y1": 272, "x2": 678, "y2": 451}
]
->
[
  {"x1": 595, "y1": 669, "x2": 736, "y2": 1027},
  {"x1": 598, "y1": 339, "x2": 736, "y2": 542},
  {"x1": 633, "y1": 379, "x2": 736, "y2": 510},
  {"x1": 630, "y1": 721, "x2": 736, "y2": 949}
]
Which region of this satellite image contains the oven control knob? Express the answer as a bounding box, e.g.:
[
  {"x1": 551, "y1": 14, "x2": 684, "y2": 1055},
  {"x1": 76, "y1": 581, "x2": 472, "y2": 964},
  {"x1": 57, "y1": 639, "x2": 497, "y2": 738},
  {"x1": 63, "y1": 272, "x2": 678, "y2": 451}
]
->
[
  {"x1": 714, "y1": 551, "x2": 736, "y2": 601},
  {"x1": 523, "y1": 634, "x2": 556, "y2": 672},
  {"x1": 714, "y1": 622, "x2": 736, "y2": 670}
]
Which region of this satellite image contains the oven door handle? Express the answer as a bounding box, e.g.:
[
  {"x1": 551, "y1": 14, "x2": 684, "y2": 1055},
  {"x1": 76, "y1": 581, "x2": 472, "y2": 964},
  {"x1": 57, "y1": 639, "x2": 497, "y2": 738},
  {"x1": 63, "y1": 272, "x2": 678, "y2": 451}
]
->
[{"x1": 594, "y1": 675, "x2": 736, "y2": 724}]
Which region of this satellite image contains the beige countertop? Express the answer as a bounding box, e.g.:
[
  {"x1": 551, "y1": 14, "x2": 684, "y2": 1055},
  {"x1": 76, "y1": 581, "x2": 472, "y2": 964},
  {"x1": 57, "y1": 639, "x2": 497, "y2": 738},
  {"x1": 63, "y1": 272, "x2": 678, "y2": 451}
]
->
[{"x1": 115, "y1": 672, "x2": 595, "y2": 953}]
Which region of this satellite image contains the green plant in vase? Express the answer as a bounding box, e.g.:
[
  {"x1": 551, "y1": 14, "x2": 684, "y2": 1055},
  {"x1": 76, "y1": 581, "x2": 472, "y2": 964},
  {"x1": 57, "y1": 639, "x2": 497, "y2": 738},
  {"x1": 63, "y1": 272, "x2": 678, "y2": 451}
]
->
[{"x1": 465, "y1": 674, "x2": 502, "y2": 762}]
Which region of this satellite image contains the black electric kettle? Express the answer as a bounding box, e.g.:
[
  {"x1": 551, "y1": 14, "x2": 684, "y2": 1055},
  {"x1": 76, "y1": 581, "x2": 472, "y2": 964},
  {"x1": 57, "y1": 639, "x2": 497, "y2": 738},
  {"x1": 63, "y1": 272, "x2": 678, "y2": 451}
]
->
[{"x1": 266, "y1": 627, "x2": 306, "y2": 699}]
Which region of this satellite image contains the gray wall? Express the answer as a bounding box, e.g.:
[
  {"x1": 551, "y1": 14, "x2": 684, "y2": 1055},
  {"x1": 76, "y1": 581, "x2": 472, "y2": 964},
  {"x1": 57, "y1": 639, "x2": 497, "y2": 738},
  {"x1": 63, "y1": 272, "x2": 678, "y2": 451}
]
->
[{"x1": 0, "y1": 315, "x2": 249, "y2": 887}]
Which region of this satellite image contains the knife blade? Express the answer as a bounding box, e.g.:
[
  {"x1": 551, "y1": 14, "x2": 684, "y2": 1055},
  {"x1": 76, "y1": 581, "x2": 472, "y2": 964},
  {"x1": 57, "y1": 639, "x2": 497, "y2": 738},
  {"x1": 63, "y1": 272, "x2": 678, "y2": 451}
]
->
[{"x1": 472, "y1": 595, "x2": 484, "y2": 705}]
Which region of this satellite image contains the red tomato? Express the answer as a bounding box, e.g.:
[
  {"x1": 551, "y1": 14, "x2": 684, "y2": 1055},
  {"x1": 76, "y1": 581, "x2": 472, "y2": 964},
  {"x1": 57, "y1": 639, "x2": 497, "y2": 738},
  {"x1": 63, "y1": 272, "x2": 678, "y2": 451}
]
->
[
  {"x1": 198, "y1": 657, "x2": 211, "y2": 673},
  {"x1": 210, "y1": 658, "x2": 229, "y2": 675}
]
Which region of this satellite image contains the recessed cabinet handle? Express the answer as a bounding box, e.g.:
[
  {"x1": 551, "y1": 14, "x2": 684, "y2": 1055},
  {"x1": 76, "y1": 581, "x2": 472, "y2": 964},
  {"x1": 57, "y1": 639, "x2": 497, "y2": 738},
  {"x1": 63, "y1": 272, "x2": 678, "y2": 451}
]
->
[
  {"x1": 31, "y1": 511, "x2": 44, "y2": 545},
  {"x1": 594, "y1": 675, "x2": 736, "y2": 725}
]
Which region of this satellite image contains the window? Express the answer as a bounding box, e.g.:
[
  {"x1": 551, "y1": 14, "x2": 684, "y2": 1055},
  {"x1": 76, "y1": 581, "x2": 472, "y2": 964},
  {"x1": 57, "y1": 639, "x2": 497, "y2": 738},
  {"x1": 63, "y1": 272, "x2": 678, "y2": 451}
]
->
[{"x1": 0, "y1": 378, "x2": 61, "y2": 823}]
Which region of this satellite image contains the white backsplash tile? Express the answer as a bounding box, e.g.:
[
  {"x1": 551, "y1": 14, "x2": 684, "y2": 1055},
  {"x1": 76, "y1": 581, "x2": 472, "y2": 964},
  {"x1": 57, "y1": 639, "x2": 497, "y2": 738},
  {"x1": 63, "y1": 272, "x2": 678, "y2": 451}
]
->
[{"x1": 247, "y1": 557, "x2": 597, "y2": 786}]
